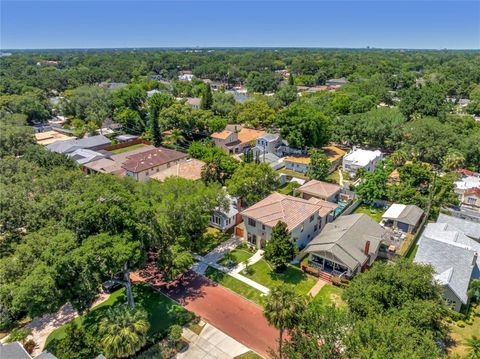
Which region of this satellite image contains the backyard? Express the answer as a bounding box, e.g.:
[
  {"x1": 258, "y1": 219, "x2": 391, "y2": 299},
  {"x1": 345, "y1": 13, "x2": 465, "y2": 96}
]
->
[
  {"x1": 352, "y1": 203, "x2": 386, "y2": 223},
  {"x1": 110, "y1": 143, "x2": 147, "y2": 154},
  {"x1": 45, "y1": 283, "x2": 193, "y2": 353},
  {"x1": 243, "y1": 259, "x2": 317, "y2": 295},
  {"x1": 204, "y1": 267, "x2": 264, "y2": 306},
  {"x1": 448, "y1": 305, "x2": 480, "y2": 356},
  {"x1": 277, "y1": 168, "x2": 309, "y2": 180}
]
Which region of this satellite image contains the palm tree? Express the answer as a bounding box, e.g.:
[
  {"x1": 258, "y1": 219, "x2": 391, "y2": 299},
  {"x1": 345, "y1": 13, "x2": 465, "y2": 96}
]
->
[
  {"x1": 263, "y1": 285, "x2": 307, "y2": 359},
  {"x1": 466, "y1": 336, "x2": 480, "y2": 359},
  {"x1": 163, "y1": 128, "x2": 185, "y2": 147},
  {"x1": 99, "y1": 305, "x2": 150, "y2": 358}
]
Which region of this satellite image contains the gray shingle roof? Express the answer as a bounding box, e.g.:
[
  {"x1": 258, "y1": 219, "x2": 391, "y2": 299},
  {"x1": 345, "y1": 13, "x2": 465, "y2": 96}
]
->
[
  {"x1": 304, "y1": 214, "x2": 385, "y2": 272},
  {"x1": 437, "y1": 213, "x2": 480, "y2": 240},
  {"x1": 35, "y1": 352, "x2": 58, "y2": 359},
  {"x1": 382, "y1": 204, "x2": 424, "y2": 226},
  {"x1": 0, "y1": 342, "x2": 32, "y2": 359},
  {"x1": 46, "y1": 135, "x2": 110, "y2": 154},
  {"x1": 414, "y1": 222, "x2": 480, "y2": 304}
]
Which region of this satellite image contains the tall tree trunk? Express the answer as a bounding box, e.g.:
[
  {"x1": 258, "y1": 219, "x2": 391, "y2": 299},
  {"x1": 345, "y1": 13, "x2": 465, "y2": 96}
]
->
[
  {"x1": 279, "y1": 327, "x2": 283, "y2": 359},
  {"x1": 123, "y1": 262, "x2": 135, "y2": 309}
]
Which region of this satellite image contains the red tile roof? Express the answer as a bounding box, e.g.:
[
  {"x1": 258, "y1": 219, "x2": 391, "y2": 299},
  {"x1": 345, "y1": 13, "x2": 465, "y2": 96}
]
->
[
  {"x1": 465, "y1": 187, "x2": 480, "y2": 197},
  {"x1": 121, "y1": 147, "x2": 187, "y2": 173}
]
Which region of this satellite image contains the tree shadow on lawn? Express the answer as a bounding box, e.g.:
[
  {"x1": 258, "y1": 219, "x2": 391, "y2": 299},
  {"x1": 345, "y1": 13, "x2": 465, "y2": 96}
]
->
[{"x1": 158, "y1": 270, "x2": 217, "y2": 305}]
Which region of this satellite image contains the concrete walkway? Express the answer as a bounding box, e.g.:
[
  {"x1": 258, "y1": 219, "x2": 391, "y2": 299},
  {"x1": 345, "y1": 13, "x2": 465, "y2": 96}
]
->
[
  {"x1": 338, "y1": 169, "x2": 344, "y2": 186},
  {"x1": 192, "y1": 236, "x2": 242, "y2": 275},
  {"x1": 192, "y1": 238, "x2": 270, "y2": 294},
  {"x1": 176, "y1": 323, "x2": 251, "y2": 359},
  {"x1": 307, "y1": 278, "x2": 328, "y2": 297}
]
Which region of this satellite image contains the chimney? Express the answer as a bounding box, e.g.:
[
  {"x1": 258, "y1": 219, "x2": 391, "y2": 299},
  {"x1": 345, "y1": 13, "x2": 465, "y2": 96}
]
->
[
  {"x1": 473, "y1": 252, "x2": 478, "y2": 266},
  {"x1": 364, "y1": 240, "x2": 370, "y2": 256}
]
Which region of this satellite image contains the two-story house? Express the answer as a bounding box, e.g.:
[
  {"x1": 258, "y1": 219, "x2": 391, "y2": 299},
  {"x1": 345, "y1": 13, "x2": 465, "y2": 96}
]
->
[
  {"x1": 211, "y1": 127, "x2": 265, "y2": 154},
  {"x1": 342, "y1": 148, "x2": 383, "y2": 178},
  {"x1": 240, "y1": 192, "x2": 339, "y2": 249}
]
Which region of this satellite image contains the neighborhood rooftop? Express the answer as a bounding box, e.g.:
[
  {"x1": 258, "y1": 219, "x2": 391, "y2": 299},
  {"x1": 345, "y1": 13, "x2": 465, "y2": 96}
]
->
[
  {"x1": 303, "y1": 214, "x2": 384, "y2": 273},
  {"x1": 436, "y1": 213, "x2": 480, "y2": 240},
  {"x1": 297, "y1": 180, "x2": 341, "y2": 199},
  {"x1": 46, "y1": 134, "x2": 111, "y2": 154},
  {"x1": 149, "y1": 158, "x2": 205, "y2": 181},
  {"x1": 381, "y1": 204, "x2": 424, "y2": 226},
  {"x1": 122, "y1": 147, "x2": 188, "y2": 173},
  {"x1": 241, "y1": 192, "x2": 337, "y2": 231},
  {"x1": 343, "y1": 148, "x2": 383, "y2": 167}
]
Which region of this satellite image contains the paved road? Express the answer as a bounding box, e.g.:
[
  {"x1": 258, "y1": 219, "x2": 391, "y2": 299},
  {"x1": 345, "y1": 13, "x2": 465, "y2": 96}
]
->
[{"x1": 159, "y1": 271, "x2": 278, "y2": 358}]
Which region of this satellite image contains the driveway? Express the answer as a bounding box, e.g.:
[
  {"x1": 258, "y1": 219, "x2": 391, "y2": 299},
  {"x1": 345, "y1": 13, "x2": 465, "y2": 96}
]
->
[{"x1": 159, "y1": 271, "x2": 279, "y2": 358}]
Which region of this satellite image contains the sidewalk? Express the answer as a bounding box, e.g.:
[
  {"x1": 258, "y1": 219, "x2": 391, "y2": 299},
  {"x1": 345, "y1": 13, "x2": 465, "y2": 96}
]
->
[{"x1": 176, "y1": 323, "x2": 252, "y2": 359}]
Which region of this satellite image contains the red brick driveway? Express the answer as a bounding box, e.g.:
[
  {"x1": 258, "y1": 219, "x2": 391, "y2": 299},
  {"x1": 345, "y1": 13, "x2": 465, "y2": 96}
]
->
[{"x1": 133, "y1": 269, "x2": 278, "y2": 358}]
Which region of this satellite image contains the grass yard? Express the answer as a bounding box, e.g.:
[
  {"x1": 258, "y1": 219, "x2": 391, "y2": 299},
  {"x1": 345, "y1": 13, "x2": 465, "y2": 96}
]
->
[
  {"x1": 235, "y1": 351, "x2": 263, "y2": 359},
  {"x1": 277, "y1": 181, "x2": 300, "y2": 195},
  {"x1": 277, "y1": 168, "x2": 309, "y2": 180},
  {"x1": 243, "y1": 259, "x2": 317, "y2": 295},
  {"x1": 204, "y1": 267, "x2": 264, "y2": 306},
  {"x1": 110, "y1": 143, "x2": 147, "y2": 154},
  {"x1": 219, "y1": 248, "x2": 254, "y2": 267},
  {"x1": 193, "y1": 227, "x2": 230, "y2": 256},
  {"x1": 45, "y1": 283, "x2": 193, "y2": 351},
  {"x1": 313, "y1": 284, "x2": 346, "y2": 308},
  {"x1": 448, "y1": 315, "x2": 480, "y2": 356},
  {"x1": 326, "y1": 169, "x2": 343, "y2": 185},
  {"x1": 352, "y1": 203, "x2": 386, "y2": 223}
]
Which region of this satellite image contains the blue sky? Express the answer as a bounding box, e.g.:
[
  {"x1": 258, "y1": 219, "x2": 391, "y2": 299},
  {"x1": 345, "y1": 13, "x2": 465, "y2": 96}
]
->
[{"x1": 1, "y1": 1, "x2": 479, "y2": 49}]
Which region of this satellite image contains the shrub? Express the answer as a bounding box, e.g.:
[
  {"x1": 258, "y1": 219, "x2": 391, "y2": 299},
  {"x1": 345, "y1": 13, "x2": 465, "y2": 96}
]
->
[
  {"x1": 465, "y1": 319, "x2": 473, "y2": 325},
  {"x1": 24, "y1": 339, "x2": 36, "y2": 354},
  {"x1": 6, "y1": 327, "x2": 32, "y2": 343},
  {"x1": 456, "y1": 320, "x2": 466, "y2": 328},
  {"x1": 444, "y1": 316, "x2": 452, "y2": 323}
]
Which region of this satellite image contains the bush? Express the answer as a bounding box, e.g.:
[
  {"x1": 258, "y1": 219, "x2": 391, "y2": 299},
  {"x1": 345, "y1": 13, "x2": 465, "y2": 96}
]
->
[
  {"x1": 24, "y1": 339, "x2": 36, "y2": 354},
  {"x1": 465, "y1": 319, "x2": 473, "y2": 325},
  {"x1": 456, "y1": 320, "x2": 466, "y2": 328},
  {"x1": 6, "y1": 327, "x2": 32, "y2": 343},
  {"x1": 445, "y1": 316, "x2": 452, "y2": 323}
]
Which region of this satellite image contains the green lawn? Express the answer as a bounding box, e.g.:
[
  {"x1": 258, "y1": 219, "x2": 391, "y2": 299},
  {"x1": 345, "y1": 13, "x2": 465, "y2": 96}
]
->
[
  {"x1": 326, "y1": 169, "x2": 343, "y2": 185},
  {"x1": 110, "y1": 143, "x2": 147, "y2": 154},
  {"x1": 235, "y1": 351, "x2": 263, "y2": 359},
  {"x1": 193, "y1": 227, "x2": 230, "y2": 256},
  {"x1": 276, "y1": 181, "x2": 300, "y2": 195},
  {"x1": 243, "y1": 259, "x2": 317, "y2": 295},
  {"x1": 45, "y1": 283, "x2": 193, "y2": 352},
  {"x1": 204, "y1": 267, "x2": 264, "y2": 306},
  {"x1": 219, "y1": 248, "x2": 253, "y2": 267},
  {"x1": 277, "y1": 169, "x2": 309, "y2": 180},
  {"x1": 449, "y1": 311, "x2": 480, "y2": 356},
  {"x1": 313, "y1": 284, "x2": 346, "y2": 308},
  {"x1": 352, "y1": 203, "x2": 386, "y2": 223}
]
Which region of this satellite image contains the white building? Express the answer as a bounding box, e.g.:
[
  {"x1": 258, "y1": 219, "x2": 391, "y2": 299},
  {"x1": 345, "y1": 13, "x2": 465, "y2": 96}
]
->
[{"x1": 342, "y1": 148, "x2": 383, "y2": 178}]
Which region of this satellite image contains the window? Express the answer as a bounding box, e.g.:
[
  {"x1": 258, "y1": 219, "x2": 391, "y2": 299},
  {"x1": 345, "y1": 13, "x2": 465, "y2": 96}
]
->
[
  {"x1": 262, "y1": 224, "x2": 265, "y2": 230},
  {"x1": 309, "y1": 215, "x2": 314, "y2": 223},
  {"x1": 146, "y1": 171, "x2": 149, "y2": 176},
  {"x1": 301, "y1": 223, "x2": 304, "y2": 232},
  {"x1": 156, "y1": 168, "x2": 159, "y2": 172},
  {"x1": 248, "y1": 218, "x2": 256, "y2": 227},
  {"x1": 467, "y1": 197, "x2": 477, "y2": 205},
  {"x1": 167, "y1": 163, "x2": 171, "y2": 168},
  {"x1": 314, "y1": 224, "x2": 318, "y2": 232}
]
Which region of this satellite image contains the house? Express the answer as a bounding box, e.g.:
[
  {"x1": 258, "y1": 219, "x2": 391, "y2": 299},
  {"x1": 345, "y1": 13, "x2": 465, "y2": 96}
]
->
[
  {"x1": 342, "y1": 148, "x2": 383, "y2": 178},
  {"x1": 284, "y1": 146, "x2": 346, "y2": 175},
  {"x1": 252, "y1": 133, "x2": 282, "y2": 155},
  {"x1": 149, "y1": 158, "x2": 205, "y2": 181},
  {"x1": 185, "y1": 97, "x2": 201, "y2": 109},
  {"x1": 296, "y1": 180, "x2": 341, "y2": 202},
  {"x1": 122, "y1": 147, "x2": 188, "y2": 181},
  {"x1": 0, "y1": 341, "x2": 59, "y2": 359},
  {"x1": 83, "y1": 145, "x2": 156, "y2": 175},
  {"x1": 381, "y1": 204, "x2": 425, "y2": 234},
  {"x1": 210, "y1": 194, "x2": 242, "y2": 231},
  {"x1": 241, "y1": 192, "x2": 339, "y2": 249},
  {"x1": 284, "y1": 156, "x2": 311, "y2": 174},
  {"x1": 115, "y1": 134, "x2": 139, "y2": 143},
  {"x1": 211, "y1": 127, "x2": 265, "y2": 155},
  {"x1": 455, "y1": 171, "x2": 480, "y2": 210},
  {"x1": 275, "y1": 140, "x2": 305, "y2": 157},
  {"x1": 326, "y1": 78, "x2": 348, "y2": 86},
  {"x1": 437, "y1": 213, "x2": 480, "y2": 241},
  {"x1": 178, "y1": 71, "x2": 194, "y2": 81},
  {"x1": 301, "y1": 214, "x2": 385, "y2": 278},
  {"x1": 34, "y1": 130, "x2": 76, "y2": 146},
  {"x1": 414, "y1": 222, "x2": 480, "y2": 311},
  {"x1": 253, "y1": 152, "x2": 285, "y2": 170},
  {"x1": 67, "y1": 148, "x2": 107, "y2": 165},
  {"x1": 46, "y1": 135, "x2": 111, "y2": 154}
]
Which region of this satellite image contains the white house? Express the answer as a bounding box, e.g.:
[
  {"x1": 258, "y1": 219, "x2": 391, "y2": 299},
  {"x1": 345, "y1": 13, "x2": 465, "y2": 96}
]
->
[
  {"x1": 210, "y1": 194, "x2": 241, "y2": 232},
  {"x1": 252, "y1": 133, "x2": 282, "y2": 156},
  {"x1": 455, "y1": 170, "x2": 480, "y2": 212},
  {"x1": 342, "y1": 148, "x2": 383, "y2": 178}
]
